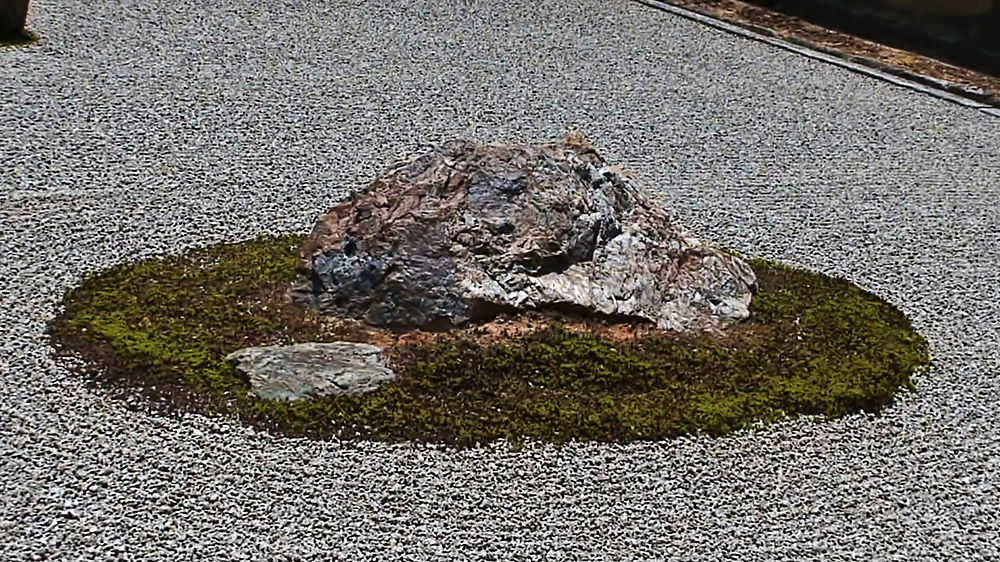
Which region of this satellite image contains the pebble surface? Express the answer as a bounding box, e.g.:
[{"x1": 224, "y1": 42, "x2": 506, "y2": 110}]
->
[{"x1": 2, "y1": 0, "x2": 998, "y2": 559}]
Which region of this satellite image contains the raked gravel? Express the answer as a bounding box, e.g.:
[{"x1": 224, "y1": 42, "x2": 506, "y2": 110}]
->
[{"x1": 2, "y1": 0, "x2": 999, "y2": 560}]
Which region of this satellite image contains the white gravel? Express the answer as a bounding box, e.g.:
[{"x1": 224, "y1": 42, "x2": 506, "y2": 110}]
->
[{"x1": 2, "y1": 0, "x2": 999, "y2": 559}]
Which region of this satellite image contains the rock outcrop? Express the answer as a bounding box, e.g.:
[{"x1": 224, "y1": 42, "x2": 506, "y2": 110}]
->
[
  {"x1": 290, "y1": 136, "x2": 757, "y2": 333},
  {"x1": 226, "y1": 343, "x2": 394, "y2": 401}
]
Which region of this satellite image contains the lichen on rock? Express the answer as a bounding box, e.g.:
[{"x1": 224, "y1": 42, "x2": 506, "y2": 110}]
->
[{"x1": 290, "y1": 136, "x2": 757, "y2": 332}]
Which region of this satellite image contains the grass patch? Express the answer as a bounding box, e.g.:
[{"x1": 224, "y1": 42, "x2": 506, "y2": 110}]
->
[{"x1": 49, "y1": 234, "x2": 930, "y2": 446}]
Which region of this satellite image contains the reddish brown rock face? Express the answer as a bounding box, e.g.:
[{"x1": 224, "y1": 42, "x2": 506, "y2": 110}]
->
[{"x1": 291, "y1": 137, "x2": 757, "y2": 332}]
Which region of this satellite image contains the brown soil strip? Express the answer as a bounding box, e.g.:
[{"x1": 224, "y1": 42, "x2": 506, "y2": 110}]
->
[{"x1": 647, "y1": 0, "x2": 1000, "y2": 106}]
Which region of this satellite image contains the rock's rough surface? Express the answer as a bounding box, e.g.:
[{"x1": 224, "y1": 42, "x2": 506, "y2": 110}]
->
[
  {"x1": 225, "y1": 343, "x2": 394, "y2": 401},
  {"x1": 292, "y1": 138, "x2": 757, "y2": 332}
]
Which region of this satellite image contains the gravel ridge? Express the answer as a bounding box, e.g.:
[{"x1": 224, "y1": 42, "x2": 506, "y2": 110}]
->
[{"x1": 2, "y1": 0, "x2": 999, "y2": 559}]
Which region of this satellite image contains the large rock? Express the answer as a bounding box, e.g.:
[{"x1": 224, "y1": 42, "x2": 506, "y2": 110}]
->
[
  {"x1": 226, "y1": 342, "x2": 395, "y2": 401},
  {"x1": 291, "y1": 137, "x2": 757, "y2": 333}
]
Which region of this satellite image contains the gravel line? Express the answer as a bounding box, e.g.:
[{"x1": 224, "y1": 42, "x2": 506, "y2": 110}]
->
[{"x1": 2, "y1": 0, "x2": 999, "y2": 560}]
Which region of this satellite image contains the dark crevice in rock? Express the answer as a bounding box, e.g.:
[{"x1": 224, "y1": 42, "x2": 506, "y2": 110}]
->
[
  {"x1": 522, "y1": 250, "x2": 578, "y2": 277},
  {"x1": 532, "y1": 302, "x2": 656, "y2": 327}
]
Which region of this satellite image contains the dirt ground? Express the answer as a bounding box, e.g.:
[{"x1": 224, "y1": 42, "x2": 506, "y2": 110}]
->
[{"x1": 653, "y1": 0, "x2": 1000, "y2": 105}]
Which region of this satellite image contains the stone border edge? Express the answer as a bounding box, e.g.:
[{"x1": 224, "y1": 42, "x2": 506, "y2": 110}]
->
[{"x1": 633, "y1": 0, "x2": 1000, "y2": 117}]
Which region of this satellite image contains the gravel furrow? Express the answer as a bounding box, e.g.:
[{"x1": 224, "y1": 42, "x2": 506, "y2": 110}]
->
[{"x1": 2, "y1": 0, "x2": 999, "y2": 559}]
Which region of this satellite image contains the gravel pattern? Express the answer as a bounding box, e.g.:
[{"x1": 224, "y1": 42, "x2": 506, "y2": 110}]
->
[{"x1": 2, "y1": 0, "x2": 998, "y2": 560}]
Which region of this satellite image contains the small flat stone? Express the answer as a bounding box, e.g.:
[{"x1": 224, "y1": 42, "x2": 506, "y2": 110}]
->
[{"x1": 225, "y1": 342, "x2": 395, "y2": 401}]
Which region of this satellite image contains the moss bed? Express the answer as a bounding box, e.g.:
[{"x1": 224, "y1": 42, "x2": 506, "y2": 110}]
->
[{"x1": 49, "y1": 234, "x2": 929, "y2": 446}]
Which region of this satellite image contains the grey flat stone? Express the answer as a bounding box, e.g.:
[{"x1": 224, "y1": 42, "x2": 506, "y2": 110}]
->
[{"x1": 226, "y1": 342, "x2": 395, "y2": 401}]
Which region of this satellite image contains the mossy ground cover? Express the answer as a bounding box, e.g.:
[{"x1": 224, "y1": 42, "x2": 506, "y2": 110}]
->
[{"x1": 49, "y1": 234, "x2": 929, "y2": 446}]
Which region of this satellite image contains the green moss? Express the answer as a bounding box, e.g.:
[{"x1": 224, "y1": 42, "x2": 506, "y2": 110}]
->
[{"x1": 49, "y1": 235, "x2": 930, "y2": 446}]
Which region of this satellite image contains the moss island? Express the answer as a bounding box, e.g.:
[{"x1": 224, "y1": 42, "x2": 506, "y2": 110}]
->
[{"x1": 49, "y1": 234, "x2": 929, "y2": 446}]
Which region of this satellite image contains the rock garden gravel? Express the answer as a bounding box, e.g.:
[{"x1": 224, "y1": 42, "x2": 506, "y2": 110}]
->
[{"x1": 1, "y1": 0, "x2": 998, "y2": 559}]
